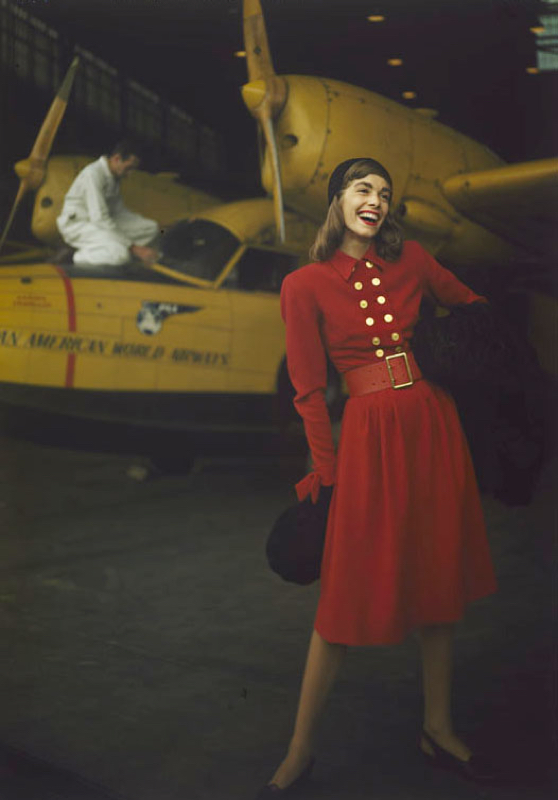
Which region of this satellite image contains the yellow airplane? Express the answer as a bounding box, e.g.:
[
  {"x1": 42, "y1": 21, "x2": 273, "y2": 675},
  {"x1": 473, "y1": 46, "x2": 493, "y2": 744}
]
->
[
  {"x1": 241, "y1": 0, "x2": 558, "y2": 376},
  {"x1": 0, "y1": 58, "x2": 321, "y2": 438},
  {"x1": 0, "y1": 197, "x2": 318, "y2": 434},
  {"x1": 1, "y1": 1, "x2": 556, "y2": 447}
]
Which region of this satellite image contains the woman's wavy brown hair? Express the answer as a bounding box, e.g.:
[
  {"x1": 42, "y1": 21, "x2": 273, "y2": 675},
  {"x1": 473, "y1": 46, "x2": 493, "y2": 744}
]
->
[{"x1": 309, "y1": 159, "x2": 404, "y2": 263}]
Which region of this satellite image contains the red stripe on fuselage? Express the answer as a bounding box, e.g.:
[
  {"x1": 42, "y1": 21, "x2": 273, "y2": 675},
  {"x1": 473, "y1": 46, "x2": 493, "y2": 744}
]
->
[{"x1": 53, "y1": 265, "x2": 77, "y2": 388}]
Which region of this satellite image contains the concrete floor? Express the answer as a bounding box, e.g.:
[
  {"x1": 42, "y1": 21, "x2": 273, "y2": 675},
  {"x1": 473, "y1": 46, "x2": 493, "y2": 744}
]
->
[{"x1": 0, "y1": 434, "x2": 556, "y2": 800}]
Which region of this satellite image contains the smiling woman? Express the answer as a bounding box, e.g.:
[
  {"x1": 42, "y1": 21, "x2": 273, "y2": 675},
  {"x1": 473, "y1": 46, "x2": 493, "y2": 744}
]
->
[
  {"x1": 309, "y1": 159, "x2": 403, "y2": 263},
  {"x1": 340, "y1": 175, "x2": 391, "y2": 239},
  {"x1": 256, "y1": 156, "x2": 499, "y2": 796}
]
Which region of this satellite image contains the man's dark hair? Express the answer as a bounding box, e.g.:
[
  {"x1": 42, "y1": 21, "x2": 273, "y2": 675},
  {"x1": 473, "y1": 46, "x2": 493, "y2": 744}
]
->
[{"x1": 110, "y1": 139, "x2": 142, "y2": 161}]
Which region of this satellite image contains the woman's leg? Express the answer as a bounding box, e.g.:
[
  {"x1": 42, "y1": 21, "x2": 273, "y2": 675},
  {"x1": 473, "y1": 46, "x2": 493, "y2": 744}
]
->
[
  {"x1": 268, "y1": 628, "x2": 346, "y2": 788},
  {"x1": 418, "y1": 623, "x2": 471, "y2": 761}
]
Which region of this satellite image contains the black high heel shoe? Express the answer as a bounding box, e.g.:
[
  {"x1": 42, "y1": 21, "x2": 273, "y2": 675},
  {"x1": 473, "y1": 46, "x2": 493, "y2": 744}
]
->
[
  {"x1": 421, "y1": 729, "x2": 498, "y2": 784},
  {"x1": 254, "y1": 757, "x2": 315, "y2": 798}
]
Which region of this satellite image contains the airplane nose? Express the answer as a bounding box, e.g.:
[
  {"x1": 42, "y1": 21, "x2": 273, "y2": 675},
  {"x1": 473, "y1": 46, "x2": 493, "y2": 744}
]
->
[
  {"x1": 14, "y1": 159, "x2": 31, "y2": 180},
  {"x1": 241, "y1": 80, "x2": 267, "y2": 114},
  {"x1": 14, "y1": 158, "x2": 44, "y2": 190}
]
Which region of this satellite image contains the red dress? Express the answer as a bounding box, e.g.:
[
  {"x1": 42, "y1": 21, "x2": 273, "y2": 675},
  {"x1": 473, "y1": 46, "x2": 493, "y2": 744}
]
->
[{"x1": 280, "y1": 240, "x2": 497, "y2": 646}]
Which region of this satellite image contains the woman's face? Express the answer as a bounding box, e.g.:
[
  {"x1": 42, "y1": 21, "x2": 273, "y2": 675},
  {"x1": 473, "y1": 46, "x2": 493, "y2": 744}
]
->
[{"x1": 340, "y1": 173, "x2": 391, "y2": 241}]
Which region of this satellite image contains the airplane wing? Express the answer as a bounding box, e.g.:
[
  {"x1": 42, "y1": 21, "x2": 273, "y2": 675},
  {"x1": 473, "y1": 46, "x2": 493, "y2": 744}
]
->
[
  {"x1": 0, "y1": 240, "x2": 51, "y2": 264},
  {"x1": 442, "y1": 158, "x2": 558, "y2": 257}
]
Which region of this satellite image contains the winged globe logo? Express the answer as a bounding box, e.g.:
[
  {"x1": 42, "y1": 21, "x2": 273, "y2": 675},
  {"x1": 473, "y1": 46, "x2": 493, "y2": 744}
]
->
[{"x1": 136, "y1": 302, "x2": 202, "y2": 335}]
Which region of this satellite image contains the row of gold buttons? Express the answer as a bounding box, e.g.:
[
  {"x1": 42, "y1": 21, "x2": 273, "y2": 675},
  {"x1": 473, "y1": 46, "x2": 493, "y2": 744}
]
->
[{"x1": 355, "y1": 261, "x2": 403, "y2": 357}]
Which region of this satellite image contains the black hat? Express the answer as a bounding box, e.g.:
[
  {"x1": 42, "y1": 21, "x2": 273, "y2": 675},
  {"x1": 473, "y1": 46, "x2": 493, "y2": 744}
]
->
[{"x1": 327, "y1": 158, "x2": 392, "y2": 205}]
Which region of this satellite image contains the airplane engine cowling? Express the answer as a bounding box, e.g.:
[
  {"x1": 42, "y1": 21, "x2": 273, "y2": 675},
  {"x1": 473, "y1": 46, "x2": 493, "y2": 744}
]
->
[{"x1": 261, "y1": 76, "x2": 413, "y2": 221}]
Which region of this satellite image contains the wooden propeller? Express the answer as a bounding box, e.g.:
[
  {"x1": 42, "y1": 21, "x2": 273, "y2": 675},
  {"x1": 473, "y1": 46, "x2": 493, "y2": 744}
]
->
[
  {"x1": 241, "y1": 0, "x2": 287, "y2": 242},
  {"x1": 0, "y1": 57, "x2": 79, "y2": 254}
]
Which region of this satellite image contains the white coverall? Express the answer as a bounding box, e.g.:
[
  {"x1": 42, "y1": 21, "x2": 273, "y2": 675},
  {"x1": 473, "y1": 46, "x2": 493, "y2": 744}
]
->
[{"x1": 56, "y1": 156, "x2": 159, "y2": 266}]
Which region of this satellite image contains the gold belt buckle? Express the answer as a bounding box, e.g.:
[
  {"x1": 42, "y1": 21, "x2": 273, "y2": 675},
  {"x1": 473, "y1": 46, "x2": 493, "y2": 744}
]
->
[{"x1": 386, "y1": 352, "x2": 414, "y2": 389}]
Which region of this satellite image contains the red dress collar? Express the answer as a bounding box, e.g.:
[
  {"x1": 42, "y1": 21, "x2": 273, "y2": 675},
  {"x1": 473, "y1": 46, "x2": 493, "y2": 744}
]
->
[{"x1": 327, "y1": 243, "x2": 385, "y2": 280}]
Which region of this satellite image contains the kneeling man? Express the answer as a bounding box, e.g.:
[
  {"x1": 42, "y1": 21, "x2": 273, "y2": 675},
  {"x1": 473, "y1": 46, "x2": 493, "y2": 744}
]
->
[{"x1": 57, "y1": 140, "x2": 159, "y2": 267}]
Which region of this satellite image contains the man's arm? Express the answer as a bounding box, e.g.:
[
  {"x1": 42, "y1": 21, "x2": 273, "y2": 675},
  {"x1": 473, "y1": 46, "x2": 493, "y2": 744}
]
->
[
  {"x1": 83, "y1": 169, "x2": 157, "y2": 263},
  {"x1": 82, "y1": 170, "x2": 132, "y2": 245}
]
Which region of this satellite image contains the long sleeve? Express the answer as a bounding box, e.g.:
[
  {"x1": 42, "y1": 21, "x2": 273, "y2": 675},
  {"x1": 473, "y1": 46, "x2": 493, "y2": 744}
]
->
[
  {"x1": 111, "y1": 193, "x2": 142, "y2": 224},
  {"x1": 112, "y1": 198, "x2": 156, "y2": 233},
  {"x1": 82, "y1": 172, "x2": 133, "y2": 246},
  {"x1": 416, "y1": 243, "x2": 485, "y2": 306},
  {"x1": 59, "y1": 160, "x2": 133, "y2": 247},
  {"x1": 280, "y1": 273, "x2": 336, "y2": 501}
]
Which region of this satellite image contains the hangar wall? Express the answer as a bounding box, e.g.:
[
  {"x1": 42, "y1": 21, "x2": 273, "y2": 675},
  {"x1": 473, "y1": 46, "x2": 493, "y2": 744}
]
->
[{"x1": 0, "y1": 0, "x2": 225, "y2": 177}]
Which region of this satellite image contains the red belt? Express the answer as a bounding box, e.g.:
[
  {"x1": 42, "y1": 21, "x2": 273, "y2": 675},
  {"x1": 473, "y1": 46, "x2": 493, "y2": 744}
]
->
[{"x1": 344, "y1": 351, "x2": 422, "y2": 397}]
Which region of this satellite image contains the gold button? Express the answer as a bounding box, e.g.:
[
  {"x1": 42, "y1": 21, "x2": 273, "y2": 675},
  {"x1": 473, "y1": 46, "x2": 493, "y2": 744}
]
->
[
  {"x1": 371, "y1": 277, "x2": 381, "y2": 286},
  {"x1": 377, "y1": 295, "x2": 386, "y2": 305},
  {"x1": 372, "y1": 336, "x2": 381, "y2": 345},
  {"x1": 365, "y1": 260, "x2": 374, "y2": 269},
  {"x1": 391, "y1": 332, "x2": 400, "y2": 341},
  {"x1": 354, "y1": 281, "x2": 363, "y2": 290},
  {"x1": 360, "y1": 300, "x2": 368, "y2": 309},
  {"x1": 365, "y1": 317, "x2": 375, "y2": 326},
  {"x1": 384, "y1": 313, "x2": 394, "y2": 323},
  {"x1": 395, "y1": 345, "x2": 403, "y2": 353},
  {"x1": 375, "y1": 348, "x2": 385, "y2": 358}
]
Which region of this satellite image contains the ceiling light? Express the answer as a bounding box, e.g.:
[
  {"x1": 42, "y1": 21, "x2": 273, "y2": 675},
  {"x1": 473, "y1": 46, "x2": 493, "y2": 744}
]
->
[
  {"x1": 387, "y1": 58, "x2": 403, "y2": 66},
  {"x1": 367, "y1": 15, "x2": 385, "y2": 22},
  {"x1": 402, "y1": 91, "x2": 417, "y2": 99},
  {"x1": 234, "y1": 51, "x2": 246, "y2": 58},
  {"x1": 526, "y1": 66, "x2": 540, "y2": 74},
  {"x1": 530, "y1": 26, "x2": 545, "y2": 34}
]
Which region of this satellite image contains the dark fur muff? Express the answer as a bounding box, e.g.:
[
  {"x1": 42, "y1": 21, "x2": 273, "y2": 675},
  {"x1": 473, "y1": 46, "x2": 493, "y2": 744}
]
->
[
  {"x1": 412, "y1": 300, "x2": 523, "y2": 390},
  {"x1": 412, "y1": 300, "x2": 548, "y2": 505}
]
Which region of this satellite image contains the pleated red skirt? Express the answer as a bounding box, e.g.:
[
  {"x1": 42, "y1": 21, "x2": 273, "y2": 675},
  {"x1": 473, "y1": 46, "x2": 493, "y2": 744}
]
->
[{"x1": 315, "y1": 379, "x2": 497, "y2": 646}]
